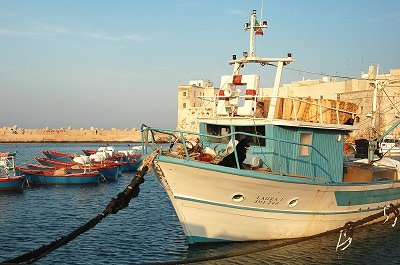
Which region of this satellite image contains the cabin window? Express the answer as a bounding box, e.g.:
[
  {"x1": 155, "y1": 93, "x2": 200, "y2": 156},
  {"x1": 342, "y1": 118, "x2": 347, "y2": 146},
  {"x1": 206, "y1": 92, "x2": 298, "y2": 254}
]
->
[
  {"x1": 205, "y1": 124, "x2": 231, "y2": 143},
  {"x1": 234, "y1": 126, "x2": 265, "y2": 146},
  {"x1": 299, "y1": 132, "x2": 312, "y2": 156}
]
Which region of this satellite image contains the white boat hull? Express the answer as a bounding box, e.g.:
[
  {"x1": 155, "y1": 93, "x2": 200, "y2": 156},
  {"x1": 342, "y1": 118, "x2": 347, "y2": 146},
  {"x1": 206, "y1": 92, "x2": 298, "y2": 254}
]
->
[{"x1": 152, "y1": 159, "x2": 400, "y2": 243}]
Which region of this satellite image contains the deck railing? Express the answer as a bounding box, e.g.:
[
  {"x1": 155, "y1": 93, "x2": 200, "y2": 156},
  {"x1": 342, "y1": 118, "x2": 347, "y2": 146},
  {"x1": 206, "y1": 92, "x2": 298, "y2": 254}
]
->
[
  {"x1": 141, "y1": 126, "x2": 333, "y2": 182},
  {"x1": 198, "y1": 95, "x2": 359, "y2": 124}
]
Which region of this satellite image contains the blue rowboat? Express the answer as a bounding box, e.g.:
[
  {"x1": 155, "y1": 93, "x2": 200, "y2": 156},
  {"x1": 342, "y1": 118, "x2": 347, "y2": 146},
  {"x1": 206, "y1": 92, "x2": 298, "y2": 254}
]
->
[
  {"x1": 0, "y1": 154, "x2": 24, "y2": 191},
  {"x1": 0, "y1": 176, "x2": 24, "y2": 191},
  {"x1": 42, "y1": 150, "x2": 74, "y2": 162},
  {"x1": 24, "y1": 163, "x2": 60, "y2": 171},
  {"x1": 119, "y1": 160, "x2": 141, "y2": 171},
  {"x1": 15, "y1": 166, "x2": 100, "y2": 185},
  {"x1": 35, "y1": 157, "x2": 120, "y2": 181},
  {"x1": 97, "y1": 164, "x2": 120, "y2": 180}
]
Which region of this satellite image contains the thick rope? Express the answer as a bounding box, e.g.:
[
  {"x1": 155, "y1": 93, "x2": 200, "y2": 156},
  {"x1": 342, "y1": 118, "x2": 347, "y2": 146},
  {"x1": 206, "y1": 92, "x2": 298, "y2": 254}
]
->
[
  {"x1": 147, "y1": 203, "x2": 400, "y2": 265},
  {"x1": 1, "y1": 151, "x2": 159, "y2": 265}
]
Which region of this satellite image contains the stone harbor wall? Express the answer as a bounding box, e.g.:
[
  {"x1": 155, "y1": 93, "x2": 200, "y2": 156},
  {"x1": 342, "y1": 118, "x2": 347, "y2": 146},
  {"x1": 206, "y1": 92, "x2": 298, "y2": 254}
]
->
[{"x1": 0, "y1": 126, "x2": 141, "y2": 142}]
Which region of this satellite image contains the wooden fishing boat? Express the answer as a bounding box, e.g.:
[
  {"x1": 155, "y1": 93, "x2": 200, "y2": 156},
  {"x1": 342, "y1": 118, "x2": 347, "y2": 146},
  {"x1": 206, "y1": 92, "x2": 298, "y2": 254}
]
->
[
  {"x1": 82, "y1": 149, "x2": 96, "y2": 156},
  {"x1": 0, "y1": 153, "x2": 24, "y2": 191},
  {"x1": 24, "y1": 163, "x2": 98, "y2": 174},
  {"x1": 141, "y1": 9, "x2": 400, "y2": 245},
  {"x1": 35, "y1": 157, "x2": 120, "y2": 181},
  {"x1": 42, "y1": 150, "x2": 74, "y2": 162},
  {"x1": 15, "y1": 166, "x2": 101, "y2": 185},
  {"x1": 25, "y1": 163, "x2": 59, "y2": 171}
]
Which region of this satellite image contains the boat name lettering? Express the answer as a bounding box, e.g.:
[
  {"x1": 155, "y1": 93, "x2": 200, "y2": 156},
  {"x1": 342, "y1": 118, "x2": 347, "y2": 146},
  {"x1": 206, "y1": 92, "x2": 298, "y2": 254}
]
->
[{"x1": 253, "y1": 196, "x2": 284, "y2": 205}]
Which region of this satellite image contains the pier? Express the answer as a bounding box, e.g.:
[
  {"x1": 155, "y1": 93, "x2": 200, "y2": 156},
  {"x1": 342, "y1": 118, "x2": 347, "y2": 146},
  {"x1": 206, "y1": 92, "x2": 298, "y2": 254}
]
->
[{"x1": 0, "y1": 126, "x2": 141, "y2": 142}]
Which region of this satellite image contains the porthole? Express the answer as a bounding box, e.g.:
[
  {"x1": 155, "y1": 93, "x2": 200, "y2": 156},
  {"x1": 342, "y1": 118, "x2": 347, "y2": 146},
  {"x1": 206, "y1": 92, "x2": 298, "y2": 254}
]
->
[
  {"x1": 232, "y1": 193, "x2": 245, "y2": 202},
  {"x1": 288, "y1": 198, "x2": 299, "y2": 207}
]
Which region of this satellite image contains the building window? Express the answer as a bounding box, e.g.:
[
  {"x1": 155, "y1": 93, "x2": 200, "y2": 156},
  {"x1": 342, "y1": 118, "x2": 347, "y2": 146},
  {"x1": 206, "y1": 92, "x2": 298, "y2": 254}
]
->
[
  {"x1": 183, "y1": 103, "x2": 186, "y2": 108},
  {"x1": 299, "y1": 132, "x2": 312, "y2": 156},
  {"x1": 183, "y1": 91, "x2": 187, "y2": 97}
]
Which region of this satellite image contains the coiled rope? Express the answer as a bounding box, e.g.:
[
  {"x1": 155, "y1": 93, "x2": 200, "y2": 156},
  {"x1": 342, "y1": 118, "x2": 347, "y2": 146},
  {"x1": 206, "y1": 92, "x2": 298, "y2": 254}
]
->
[{"x1": 0, "y1": 150, "x2": 159, "y2": 265}]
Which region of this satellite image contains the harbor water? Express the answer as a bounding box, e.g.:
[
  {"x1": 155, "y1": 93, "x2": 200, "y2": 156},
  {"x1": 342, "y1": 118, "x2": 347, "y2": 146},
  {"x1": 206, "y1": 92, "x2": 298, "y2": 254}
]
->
[{"x1": 1, "y1": 143, "x2": 400, "y2": 265}]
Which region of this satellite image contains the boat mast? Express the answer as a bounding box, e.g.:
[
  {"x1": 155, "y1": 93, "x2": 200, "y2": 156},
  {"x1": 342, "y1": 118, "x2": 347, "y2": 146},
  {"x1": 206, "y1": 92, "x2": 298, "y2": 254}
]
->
[
  {"x1": 229, "y1": 10, "x2": 293, "y2": 119},
  {"x1": 248, "y1": 10, "x2": 258, "y2": 57},
  {"x1": 368, "y1": 79, "x2": 400, "y2": 162}
]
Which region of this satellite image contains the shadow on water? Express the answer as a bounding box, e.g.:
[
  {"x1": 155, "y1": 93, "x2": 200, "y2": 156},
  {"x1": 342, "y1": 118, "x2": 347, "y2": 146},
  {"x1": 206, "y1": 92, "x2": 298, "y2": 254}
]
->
[{"x1": 177, "y1": 223, "x2": 400, "y2": 265}]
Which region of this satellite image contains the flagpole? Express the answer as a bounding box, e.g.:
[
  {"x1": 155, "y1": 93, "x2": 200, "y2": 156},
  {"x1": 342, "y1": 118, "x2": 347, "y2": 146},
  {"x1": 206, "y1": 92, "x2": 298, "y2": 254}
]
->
[{"x1": 249, "y1": 10, "x2": 256, "y2": 57}]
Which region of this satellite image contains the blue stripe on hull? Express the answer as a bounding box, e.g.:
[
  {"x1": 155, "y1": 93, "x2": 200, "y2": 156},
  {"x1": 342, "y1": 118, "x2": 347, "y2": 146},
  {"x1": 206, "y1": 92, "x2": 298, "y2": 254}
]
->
[
  {"x1": 334, "y1": 187, "x2": 400, "y2": 206},
  {"x1": 186, "y1": 235, "x2": 231, "y2": 244}
]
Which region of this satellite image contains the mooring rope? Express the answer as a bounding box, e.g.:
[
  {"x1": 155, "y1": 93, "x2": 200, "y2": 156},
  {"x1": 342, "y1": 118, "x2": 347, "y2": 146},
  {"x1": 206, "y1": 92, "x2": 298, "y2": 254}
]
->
[{"x1": 0, "y1": 150, "x2": 159, "y2": 265}]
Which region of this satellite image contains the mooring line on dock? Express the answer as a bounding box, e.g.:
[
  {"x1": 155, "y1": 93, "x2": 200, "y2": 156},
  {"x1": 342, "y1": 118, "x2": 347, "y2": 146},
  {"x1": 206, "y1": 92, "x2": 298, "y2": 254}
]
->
[{"x1": 0, "y1": 151, "x2": 159, "y2": 265}]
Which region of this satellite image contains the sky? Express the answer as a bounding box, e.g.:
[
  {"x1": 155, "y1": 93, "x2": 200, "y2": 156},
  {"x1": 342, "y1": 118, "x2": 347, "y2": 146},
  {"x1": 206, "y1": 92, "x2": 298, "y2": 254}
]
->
[{"x1": 0, "y1": 0, "x2": 399, "y2": 130}]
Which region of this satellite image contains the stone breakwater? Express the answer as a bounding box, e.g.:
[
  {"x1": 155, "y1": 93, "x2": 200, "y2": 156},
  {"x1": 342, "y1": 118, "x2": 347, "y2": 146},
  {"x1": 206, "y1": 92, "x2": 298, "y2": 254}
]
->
[{"x1": 0, "y1": 127, "x2": 141, "y2": 142}]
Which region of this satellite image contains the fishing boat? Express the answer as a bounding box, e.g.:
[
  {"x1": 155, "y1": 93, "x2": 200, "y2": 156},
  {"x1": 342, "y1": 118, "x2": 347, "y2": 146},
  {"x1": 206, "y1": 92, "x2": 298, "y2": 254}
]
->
[
  {"x1": 141, "y1": 10, "x2": 400, "y2": 244},
  {"x1": 0, "y1": 153, "x2": 24, "y2": 191},
  {"x1": 35, "y1": 157, "x2": 120, "y2": 181},
  {"x1": 42, "y1": 150, "x2": 75, "y2": 162},
  {"x1": 25, "y1": 163, "x2": 61, "y2": 171},
  {"x1": 116, "y1": 160, "x2": 141, "y2": 172},
  {"x1": 15, "y1": 166, "x2": 101, "y2": 185}
]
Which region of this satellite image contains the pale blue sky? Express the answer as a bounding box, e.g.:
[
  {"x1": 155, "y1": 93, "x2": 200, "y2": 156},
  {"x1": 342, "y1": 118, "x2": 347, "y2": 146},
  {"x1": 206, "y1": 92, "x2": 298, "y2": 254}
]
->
[{"x1": 0, "y1": 0, "x2": 399, "y2": 129}]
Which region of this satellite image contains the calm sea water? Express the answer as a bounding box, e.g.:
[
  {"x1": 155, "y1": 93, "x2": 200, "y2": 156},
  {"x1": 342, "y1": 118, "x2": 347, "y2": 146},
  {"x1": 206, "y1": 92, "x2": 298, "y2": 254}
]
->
[{"x1": 1, "y1": 143, "x2": 400, "y2": 265}]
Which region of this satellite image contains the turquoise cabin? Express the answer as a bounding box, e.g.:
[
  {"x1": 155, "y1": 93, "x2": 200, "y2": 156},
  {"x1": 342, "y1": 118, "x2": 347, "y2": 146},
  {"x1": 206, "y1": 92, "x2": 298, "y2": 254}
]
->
[{"x1": 199, "y1": 121, "x2": 348, "y2": 183}]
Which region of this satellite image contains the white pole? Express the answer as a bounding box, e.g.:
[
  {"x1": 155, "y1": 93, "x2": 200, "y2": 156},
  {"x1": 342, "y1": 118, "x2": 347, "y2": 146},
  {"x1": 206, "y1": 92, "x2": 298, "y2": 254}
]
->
[
  {"x1": 267, "y1": 61, "x2": 284, "y2": 120},
  {"x1": 249, "y1": 10, "x2": 256, "y2": 57}
]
